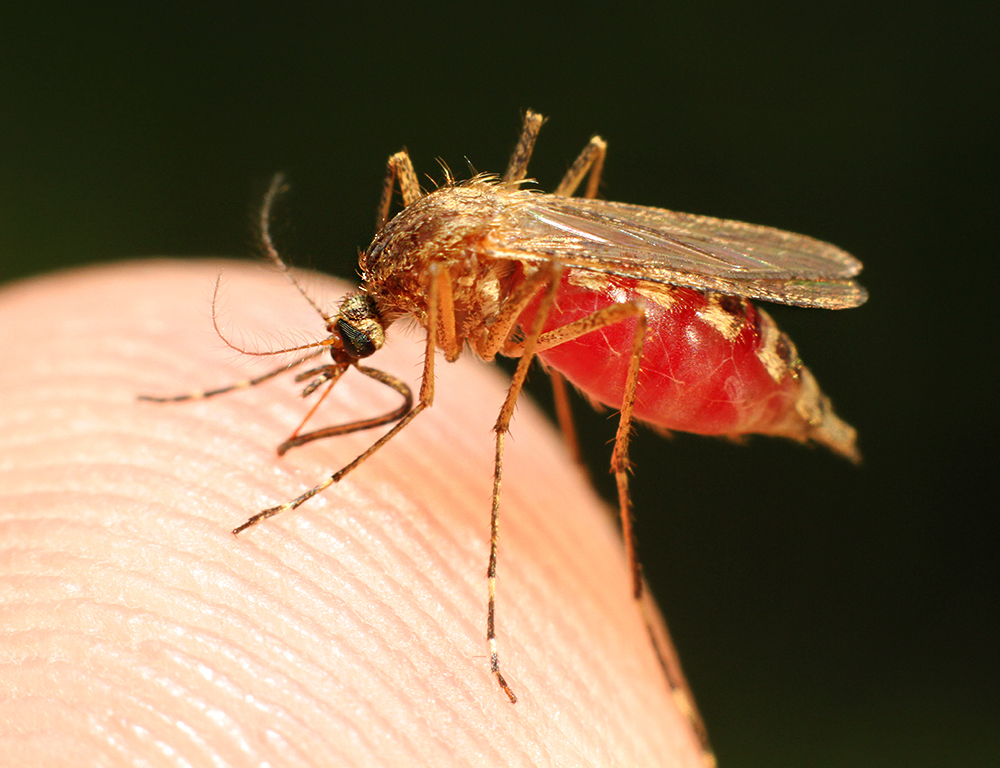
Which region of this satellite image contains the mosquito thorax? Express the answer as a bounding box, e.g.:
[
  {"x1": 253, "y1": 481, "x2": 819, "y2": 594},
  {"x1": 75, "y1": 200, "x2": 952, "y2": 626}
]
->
[{"x1": 331, "y1": 293, "x2": 385, "y2": 359}]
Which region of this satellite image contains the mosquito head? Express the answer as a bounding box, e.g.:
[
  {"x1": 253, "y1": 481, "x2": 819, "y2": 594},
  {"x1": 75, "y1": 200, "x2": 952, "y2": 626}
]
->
[{"x1": 329, "y1": 292, "x2": 386, "y2": 360}]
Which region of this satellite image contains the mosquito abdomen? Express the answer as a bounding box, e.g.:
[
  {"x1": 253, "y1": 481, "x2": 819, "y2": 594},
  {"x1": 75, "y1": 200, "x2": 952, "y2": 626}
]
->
[{"x1": 520, "y1": 272, "x2": 859, "y2": 459}]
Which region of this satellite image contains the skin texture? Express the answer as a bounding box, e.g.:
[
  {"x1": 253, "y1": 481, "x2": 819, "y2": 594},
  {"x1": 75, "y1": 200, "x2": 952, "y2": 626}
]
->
[{"x1": 0, "y1": 260, "x2": 707, "y2": 767}]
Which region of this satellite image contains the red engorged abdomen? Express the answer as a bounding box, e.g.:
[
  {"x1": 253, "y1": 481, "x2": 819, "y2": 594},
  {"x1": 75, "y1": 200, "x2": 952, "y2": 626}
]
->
[{"x1": 516, "y1": 272, "x2": 804, "y2": 438}]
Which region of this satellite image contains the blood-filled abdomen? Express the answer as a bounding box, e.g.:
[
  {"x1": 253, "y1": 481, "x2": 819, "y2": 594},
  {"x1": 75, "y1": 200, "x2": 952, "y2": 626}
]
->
[{"x1": 517, "y1": 272, "x2": 859, "y2": 460}]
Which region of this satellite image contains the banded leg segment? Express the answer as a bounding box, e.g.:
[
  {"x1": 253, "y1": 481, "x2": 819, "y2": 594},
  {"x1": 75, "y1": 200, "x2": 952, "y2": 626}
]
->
[
  {"x1": 137, "y1": 350, "x2": 324, "y2": 403},
  {"x1": 484, "y1": 265, "x2": 651, "y2": 702},
  {"x1": 487, "y1": 263, "x2": 564, "y2": 704}
]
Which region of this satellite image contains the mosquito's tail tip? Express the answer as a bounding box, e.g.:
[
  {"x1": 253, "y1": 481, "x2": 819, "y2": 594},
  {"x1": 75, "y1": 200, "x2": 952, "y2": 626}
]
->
[
  {"x1": 808, "y1": 397, "x2": 861, "y2": 464},
  {"x1": 789, "y1": 367, "x2": 862, "y2": 463}
]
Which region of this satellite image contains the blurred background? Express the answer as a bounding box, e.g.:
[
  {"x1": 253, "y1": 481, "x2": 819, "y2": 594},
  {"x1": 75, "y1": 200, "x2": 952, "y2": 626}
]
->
[{"x1": 2, "y1": 3, "x2": 996, "y2": 766}]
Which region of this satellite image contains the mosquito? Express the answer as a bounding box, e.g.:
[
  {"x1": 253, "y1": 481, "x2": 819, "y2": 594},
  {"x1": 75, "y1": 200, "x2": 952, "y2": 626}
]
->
[{"x1": 140, "y1": 113, "x2": 865, "y2": 751}]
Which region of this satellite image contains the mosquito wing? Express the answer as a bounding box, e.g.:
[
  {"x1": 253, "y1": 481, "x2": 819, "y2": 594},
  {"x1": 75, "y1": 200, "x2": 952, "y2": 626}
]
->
[{"x1": 497, "y1": 195, "x2": 867, "y2": 309}]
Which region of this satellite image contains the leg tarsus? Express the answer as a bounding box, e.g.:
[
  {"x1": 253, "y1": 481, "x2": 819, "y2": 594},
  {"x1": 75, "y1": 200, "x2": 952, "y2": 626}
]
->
[
  {"x1": 485, "y1": 264, "x2": 563, "y2": 704},
  {"x1": 503, "y1": 111, "x2": 545, "y2": 184},
  {"x1": 555, "y1": 135, "x2": 607, "y2": 199},
  {"x1": 137, "y1": 351, "x2": 323, "y2": 403}
]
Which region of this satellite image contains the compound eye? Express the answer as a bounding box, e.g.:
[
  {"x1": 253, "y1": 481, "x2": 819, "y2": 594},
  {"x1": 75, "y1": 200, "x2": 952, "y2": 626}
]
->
[{"x1": 336, "y1": 318, "x2": 377, "y2": 358}]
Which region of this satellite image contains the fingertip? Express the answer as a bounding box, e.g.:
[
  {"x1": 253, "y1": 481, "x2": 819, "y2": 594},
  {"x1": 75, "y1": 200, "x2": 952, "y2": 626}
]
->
[{"x1": 1, "y1": 260, "x2": 710, "y2": 767}]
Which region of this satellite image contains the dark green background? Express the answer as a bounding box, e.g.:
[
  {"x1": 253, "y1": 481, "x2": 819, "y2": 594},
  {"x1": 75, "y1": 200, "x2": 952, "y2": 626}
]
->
[{"x1": 3, "y1": 4, "x2": 996, "y2": 766}]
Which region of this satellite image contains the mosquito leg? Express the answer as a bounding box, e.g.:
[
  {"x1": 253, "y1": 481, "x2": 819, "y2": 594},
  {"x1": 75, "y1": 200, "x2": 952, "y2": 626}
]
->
[
  {"x1": 521, "y1": 296, "x2": 716, "y2": 760},
  {"x1": 533, "y1": 299, "x2": 715, "y2": 761},
  {"x1": 479, "y1": 266, "x2": 554, "y2": 360},
  {"x1": 376, "y1": 150, "x2": 422, "y2": 231},
  {"x1": 137, "y1": 350, "x2": 324, "y2": 403},
  {"x1": 232, "y1": 263, "x2": 443, "y2": 536},
  {"x1": 277, "y1": 367, "x2": 413, "y2": 455},
  {"x1": 613, "y1": 307, "x2": 648, "y2": 600},
  {"x1": 495, "y1": 288, "x2": 645, "y2": 477},
  {"x1": 503, "y1": 300, "x2": 643, "y2": 358},
  {"x1": 533, "y1": 133, "x2": 608, "y2": 468},
  {"x1": 554, "y1": 134, "x2": 607, "y2": 199},
  {"x1": 548, "y1": 369, "x2": 584, "y2": 467},
  {"x1": 503, "y1": 111, "x2": 545, "y2": 184},
  {"x1": 434, "y1": 263, "x2": 461, "y2": 362},
  {"x1": 640, "y1": 583, "x2": 717, "y2": 768},
  {"x1": 487, "y1": 264, "x2": 563, "y2": 704},
  {"x1": 498, "y1": 296, "x2": 647, "y2": 596},
  {"x1": 283, "y1": 369, "x2": 344, "y2": 444}
]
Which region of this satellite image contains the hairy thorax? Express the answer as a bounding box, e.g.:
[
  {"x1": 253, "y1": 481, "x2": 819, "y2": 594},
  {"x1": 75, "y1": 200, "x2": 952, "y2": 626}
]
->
[{"x1": 359, "y1": 179, "x2": 527, "y2": 352}]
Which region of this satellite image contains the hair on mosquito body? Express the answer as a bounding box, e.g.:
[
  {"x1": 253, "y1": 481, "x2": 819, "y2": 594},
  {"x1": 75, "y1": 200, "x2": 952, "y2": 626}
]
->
[{"x1": 140, "y1": 112, "x2": 865, "y2": 764}]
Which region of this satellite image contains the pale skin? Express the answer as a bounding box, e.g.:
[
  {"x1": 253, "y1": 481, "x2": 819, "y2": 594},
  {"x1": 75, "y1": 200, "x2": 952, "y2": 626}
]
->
[{"x1": 0, "y1": 261, "x2": 709, "y2": 767}]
